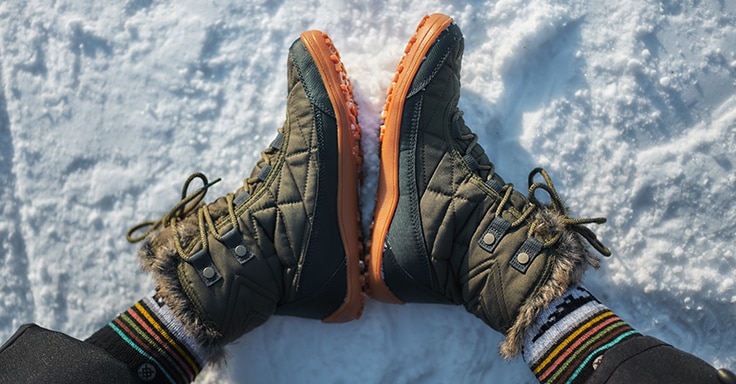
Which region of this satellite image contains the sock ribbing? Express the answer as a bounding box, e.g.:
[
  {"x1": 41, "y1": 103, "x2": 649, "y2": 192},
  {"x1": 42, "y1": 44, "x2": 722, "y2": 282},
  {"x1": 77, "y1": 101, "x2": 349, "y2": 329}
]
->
[
  {"x1": 523, "y1": 286, "x2": 640, "y2": 384},
  {"x1": 86, "y1": 291, "x2": 208, "y2": 383}
]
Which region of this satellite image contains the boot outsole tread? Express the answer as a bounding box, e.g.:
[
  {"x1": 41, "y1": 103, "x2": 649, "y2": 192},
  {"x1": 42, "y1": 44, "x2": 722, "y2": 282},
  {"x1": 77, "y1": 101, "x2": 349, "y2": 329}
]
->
[
  {"x1": 366, "y1": 14, "x2": 454, "y2": 304},
  {"x1": 300, "y1": 30, "x2": 366, "y2": 322}
]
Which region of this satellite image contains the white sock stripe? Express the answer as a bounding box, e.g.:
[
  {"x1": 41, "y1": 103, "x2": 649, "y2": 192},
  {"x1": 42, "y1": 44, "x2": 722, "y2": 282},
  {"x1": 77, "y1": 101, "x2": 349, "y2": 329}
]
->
[
  {"x1": 522, "y1": 287, "x2": 610, "y2": 364},
  {"x1": 524, "y1": 285, "x2": 597, "y2": 340},
  {"x1": 523, "y1": 300, "x2": 609, "y2": 363},
  {"x1": 143, "y1": 292, "x2": 209, "y2": 365}
]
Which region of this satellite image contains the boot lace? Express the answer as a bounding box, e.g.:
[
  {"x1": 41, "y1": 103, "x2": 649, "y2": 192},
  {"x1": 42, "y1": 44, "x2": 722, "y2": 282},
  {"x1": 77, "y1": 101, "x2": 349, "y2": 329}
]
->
[
  {"x1": 125, "y1": 132, "x2": 283, "y2": 259},
  {"x1": 492, "y1": 168, "x2": 611, "y2": 257},
  {"x1": 452, "y1": 111, "x2": 610, "y2": 256},
  {"x1": 126, "y1": 172, "x2": 236, "y2": 259}
]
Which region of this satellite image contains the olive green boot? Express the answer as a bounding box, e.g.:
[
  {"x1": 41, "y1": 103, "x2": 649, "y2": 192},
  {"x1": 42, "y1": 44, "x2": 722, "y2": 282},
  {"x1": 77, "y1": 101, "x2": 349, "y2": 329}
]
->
[
  {"x1": 128, "y1": 30, "x2": 365, "y2": 361},
  {"x1": 367, "y1": 14, "x2": 610, "y2": 358}
]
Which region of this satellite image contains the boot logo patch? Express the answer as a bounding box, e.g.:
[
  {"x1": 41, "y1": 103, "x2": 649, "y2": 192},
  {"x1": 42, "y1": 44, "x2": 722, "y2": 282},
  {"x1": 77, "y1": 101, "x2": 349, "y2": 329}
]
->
[{"x1": 137, "y1": 362, "x2": 157, "y2": 382}]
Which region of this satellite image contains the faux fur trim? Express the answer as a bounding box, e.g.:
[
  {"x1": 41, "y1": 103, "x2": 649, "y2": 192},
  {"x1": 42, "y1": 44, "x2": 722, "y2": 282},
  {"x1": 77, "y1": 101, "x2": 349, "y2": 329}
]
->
[
  {"x1": 137, "y1": 212, "x2": 229, "y2": 364},
  {"x1": 499, "y1": 207, "x2": 601, "y2": 359}
]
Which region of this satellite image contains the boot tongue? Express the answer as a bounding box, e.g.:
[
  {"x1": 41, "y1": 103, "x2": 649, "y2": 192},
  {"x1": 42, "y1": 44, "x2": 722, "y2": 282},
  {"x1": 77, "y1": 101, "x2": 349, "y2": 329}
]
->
[
  {"x1": 239, "y1": 131, "x2": 284, "y2": 198},
  {"x1": 451, "y1": 113, "x2": 494, "y2": 180}
]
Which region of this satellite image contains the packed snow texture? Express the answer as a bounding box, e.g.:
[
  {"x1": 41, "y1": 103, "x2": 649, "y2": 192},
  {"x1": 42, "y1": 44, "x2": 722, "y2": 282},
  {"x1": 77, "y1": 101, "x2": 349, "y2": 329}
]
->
[{"x1": 1, "y1": 0, "x2": 735, "y2": 382}]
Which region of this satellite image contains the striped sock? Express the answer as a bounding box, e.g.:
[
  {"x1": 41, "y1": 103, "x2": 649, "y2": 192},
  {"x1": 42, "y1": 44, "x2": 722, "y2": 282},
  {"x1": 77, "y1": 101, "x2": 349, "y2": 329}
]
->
[
  {"x1": 522, "y1": 286, "x2": 640, "y2": 384},
  {"x1": 86, "y1": 291, "x2": 208, "y2": 384}
]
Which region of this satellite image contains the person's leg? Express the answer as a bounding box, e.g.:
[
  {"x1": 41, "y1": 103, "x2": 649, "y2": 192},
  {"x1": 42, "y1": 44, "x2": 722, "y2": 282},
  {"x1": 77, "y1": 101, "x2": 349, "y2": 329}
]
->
[
  {"x1": 0, "y1": 324, "x2": 137, "y2": 384},
  {"x1": 366, "y1": 13, "x2": 734, "y2": 384},
  {"x1": 0, "y1": 28, "x2": 364, "y2": 384},
  {"x1": 366, "y1": 11, "x2": 608, "y2": 355},
  {"x1": 123, "y1": 28, "x2": 364, "y2": 360}
]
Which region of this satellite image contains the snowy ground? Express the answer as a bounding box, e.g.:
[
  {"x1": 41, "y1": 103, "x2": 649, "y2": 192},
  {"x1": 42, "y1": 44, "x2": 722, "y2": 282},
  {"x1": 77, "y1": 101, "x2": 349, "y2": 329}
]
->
[{"x1": 1, "y1": 0, "x2": 735, "y2": 382}]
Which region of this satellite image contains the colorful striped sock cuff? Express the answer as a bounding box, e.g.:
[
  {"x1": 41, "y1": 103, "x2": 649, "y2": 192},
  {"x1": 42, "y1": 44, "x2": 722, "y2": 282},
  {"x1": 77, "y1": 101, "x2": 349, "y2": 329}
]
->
[
  {"x1": 86, "y1": 291, "x2": 208, "y2": 384},
  {"x1": 522, "y1": 286, "x2": 640, "y2": 384}
]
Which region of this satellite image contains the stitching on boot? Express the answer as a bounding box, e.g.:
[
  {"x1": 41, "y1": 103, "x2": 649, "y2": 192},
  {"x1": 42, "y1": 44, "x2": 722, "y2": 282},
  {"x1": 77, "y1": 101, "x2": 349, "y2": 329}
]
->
[
  {"x1": 509, "y1": 237, "x2": 544, "y2": 274},
  {"x1": 477, "y1": 216, "x2": 511, "y2": 254}
]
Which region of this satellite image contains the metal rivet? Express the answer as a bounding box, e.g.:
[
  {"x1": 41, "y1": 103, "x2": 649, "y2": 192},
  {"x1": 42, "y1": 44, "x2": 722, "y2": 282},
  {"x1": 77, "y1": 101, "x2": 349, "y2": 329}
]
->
[
  {"x1": 483, "y1": 233, "x2": 496, "y2": 245},
  {"x1": 592, "y1": 355, "x2": 604, "y2": 370},
  {"x1": 717, "y1": 368, "x2": 736, "y2": 384},
  {"x1": 234, "y1": 245, "x2": 247, "y2": 257},
  {"x1": 202, "y1": 267, "x2": 216, "y2": 279},
  {"x1": 517, "y1": 252, "x2": 530, "y2": 265}
]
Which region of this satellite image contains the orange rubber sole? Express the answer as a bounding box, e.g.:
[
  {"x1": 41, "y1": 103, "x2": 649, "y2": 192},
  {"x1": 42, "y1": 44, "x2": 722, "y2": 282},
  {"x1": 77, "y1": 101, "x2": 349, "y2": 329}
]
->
[
  {"x1": 366, "y1": 14, "x2": 454, "y2": 304},
  {"x1": 299, "y1": 30, "x2": 366, "y2": 323}
]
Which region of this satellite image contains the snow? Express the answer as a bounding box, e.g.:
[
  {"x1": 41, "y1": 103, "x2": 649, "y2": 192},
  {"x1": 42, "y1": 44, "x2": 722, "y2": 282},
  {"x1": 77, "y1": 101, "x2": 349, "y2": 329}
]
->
[{"x1": 1, "y1": 0, "x2": 735, "y2": 382}]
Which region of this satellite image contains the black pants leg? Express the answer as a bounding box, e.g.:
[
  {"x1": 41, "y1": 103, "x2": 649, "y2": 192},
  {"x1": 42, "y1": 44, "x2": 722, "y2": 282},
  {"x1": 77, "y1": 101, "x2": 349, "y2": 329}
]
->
[{"x1": 0, "y1": 324, "x2": 139, "y2": 384}]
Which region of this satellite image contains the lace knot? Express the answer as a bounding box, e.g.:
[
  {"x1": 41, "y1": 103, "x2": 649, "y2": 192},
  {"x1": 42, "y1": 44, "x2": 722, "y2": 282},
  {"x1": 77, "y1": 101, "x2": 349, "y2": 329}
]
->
[
  {"x1": 526, "y1": 168, "x2": 611, "y2": 257},
  {"x1": 126, "y1": 172, "x2": 221, "y2": 245}
]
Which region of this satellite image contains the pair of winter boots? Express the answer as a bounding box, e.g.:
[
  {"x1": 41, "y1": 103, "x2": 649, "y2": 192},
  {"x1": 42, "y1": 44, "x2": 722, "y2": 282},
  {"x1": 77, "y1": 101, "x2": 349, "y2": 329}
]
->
[{"x1": 128, "y1": 13, "x2": 610, "y2": 360}]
